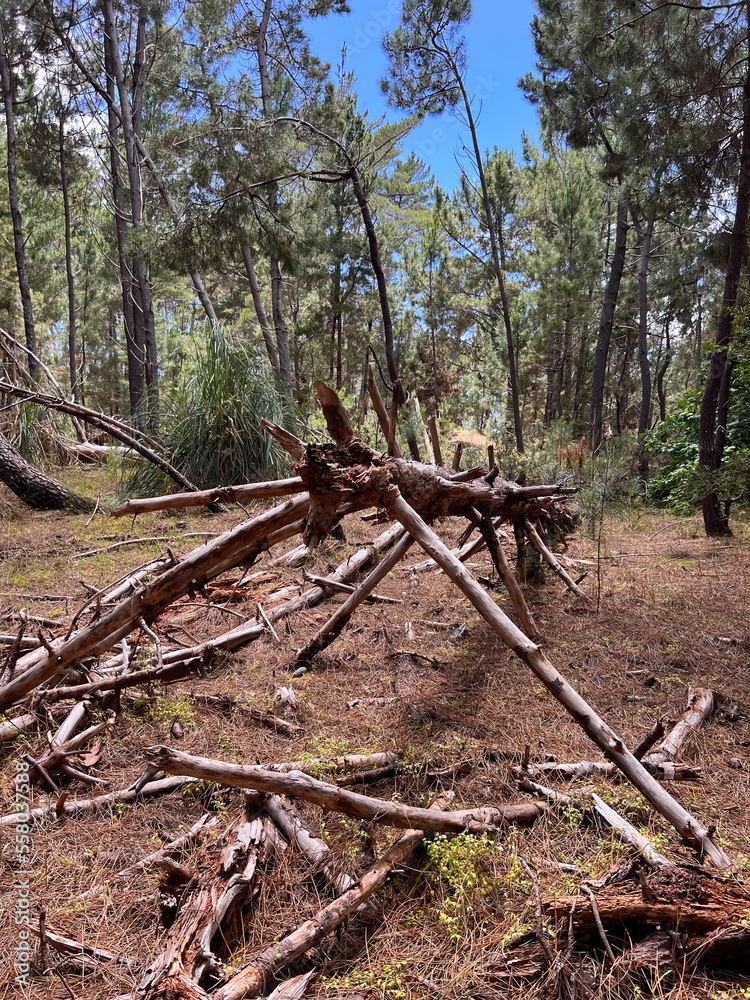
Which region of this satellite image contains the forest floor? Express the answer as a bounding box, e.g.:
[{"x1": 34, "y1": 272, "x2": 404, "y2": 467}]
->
[{"x1": 0, "y1": 466, "x2": 749, "y2": 1000}]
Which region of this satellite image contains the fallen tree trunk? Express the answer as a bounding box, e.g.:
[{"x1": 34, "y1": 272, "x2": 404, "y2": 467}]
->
[
  {"x1": 544, "y1": 867, "x2": 750, "y2": 969},
  {"x1": 0, "y1": 494, "x2": 309, "y2": 710},
  {"x1": 0, "y1": 431, "x2": 95, "y2": 512},
  {"x1": 144, "y1": 745, "x2": 545, "y2": 834},
  {"x1": 0, "y1": 380, "x2": 199, "y2": 492}
]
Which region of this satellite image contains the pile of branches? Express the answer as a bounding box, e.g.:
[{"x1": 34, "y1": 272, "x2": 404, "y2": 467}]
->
[{"x1": 1, "y1": 382, "x2": 745, "y2": 998}]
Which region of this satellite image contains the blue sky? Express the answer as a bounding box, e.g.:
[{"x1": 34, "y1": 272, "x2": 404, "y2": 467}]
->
[{"x1": 304, "y1": 0, "x2": 540, "y2": 190}]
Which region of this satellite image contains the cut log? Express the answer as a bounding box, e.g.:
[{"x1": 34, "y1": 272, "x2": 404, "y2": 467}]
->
[
  {"x1": 384, "y1": 489, "x2": 730, "y2": 868},
  {"x1": 144, "y1": 745, "x2": 545, "y2": 834}
]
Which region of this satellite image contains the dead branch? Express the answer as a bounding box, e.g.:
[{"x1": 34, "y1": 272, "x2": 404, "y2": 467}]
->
[
  {"x1": 0, "y1": 494, "x2": 309, "y2": 710},
  {"x1": 524, "y1": 519, "x2": 589, "y2": 600},
  {"x1": 0, "y1": 775, "x2": 198, "y2": 827},
  {"x1": 112, "y1": 477, "x2": 307, "y2": 518},
  {"x1": 144, "y1": 744, "x2": 545, "y2": 833},
  {"x1": 384, "y1": 488, "x2": 729, "y2": 868}
]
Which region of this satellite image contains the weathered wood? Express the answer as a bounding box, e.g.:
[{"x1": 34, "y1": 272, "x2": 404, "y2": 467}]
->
[
  {"x1": 0, "y1": 494, "x2": 309, "y2": 710},
  {"x1": 209, "y1": 796, "x2": 453, "y2": 1000},
  {"x1": 144, "y1": 745, "x2": 545, "y2": 834},
  {"x1": 264, "y1": 794, "x2": 356, "y2": 896},
  {"x1": 522, "y1": 759, "x2": 701, "y2": 782},
  {"x1": 301, "y1": 571, "x2": 402, "y2": 604},
  {"x1": 140, "y1": 812, "x2": 278, "y2": 996},
  {"x1": 473, "y1": 510, "x2": 539, "y2": 639},
  {"x1": 385, "y1": 489, "x2": 730, "y2": 868},
  {"x1": 645, "y1": 688, "x2": 714, "y2": 766},
  {"x1": 545, "y1": 867, "x2": 750, "y2": 968},
  {"x1": 590, "y1": 793, "x2": 672, "y2": 868},
  {"x1": 0, "y1": 775, "x2": 197, "y2": 827},
  {"x1": 524, "y1": 519, "x2": 589, "y2": 600},
  {"x1": 367, "y1": 365, "x2": 401, "y2": 457},
  {"x1": 112, "y1": 478, "x2": 307, "y2": 517},
  {"x1": 294, "y1": 531, "x2": 414, "y2": 665}
]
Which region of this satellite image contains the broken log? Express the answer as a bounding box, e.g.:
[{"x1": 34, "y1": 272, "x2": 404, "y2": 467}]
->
[
  {"x1": 203, "y1": 795, "x2": 453, "y2": 1000},
  {"x1": 0, "y1": 494, "x2": 309, "y2": 710},
  {"x1": 144, "y1": 745, "x2": 545, "y2": 834},
  {"x1": 544, "y1": 867, "x2": 750, "y2": 970},
  {"x1": 645, "y1": 688, "x2": 714, "y2": 767}
]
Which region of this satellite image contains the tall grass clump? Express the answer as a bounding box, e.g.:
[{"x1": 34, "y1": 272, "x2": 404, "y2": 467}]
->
[{"x1": 122, "y1": 332, "x2": 296, "y2": 497}]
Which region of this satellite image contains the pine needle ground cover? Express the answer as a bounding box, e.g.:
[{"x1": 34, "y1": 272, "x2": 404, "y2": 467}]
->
[{"x1": 0, "y1": 488, "x2": 748, "y2": 1000}]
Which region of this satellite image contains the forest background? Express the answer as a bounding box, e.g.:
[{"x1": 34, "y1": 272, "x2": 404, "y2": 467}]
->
[{"x1": 1, "y1": 0, "x2": 750, "y2": 535}]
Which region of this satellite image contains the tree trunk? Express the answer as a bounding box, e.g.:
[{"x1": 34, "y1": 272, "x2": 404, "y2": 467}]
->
[
  {"x1": 590, "y1": 196, "x2": 628, "y2": 452},
  {"x1": 59, "y1": 109, "x2": 81, "y2": 408},
  {"x1": 0, "y1": 19, "x2": 38, "y2": 373},
  {"x1": 0, "y1": 433, "x2": 94, "y2": 512},
  {"x1": 448, "y1": 57, "x2": 524, "y2": 452},
  {"x1": 103, "y1": 16, "x2": 144, "y2": 424},
  {"x1": 240, "y1": 242, "x2": 281, "y2": 378},
  {"x1": 103, "y1": 0, "x2": 159, "y2": 430},
  {"x1": 699, "y1": 7, "x2": 750, "y2": 536},
  {"x1": 256, "y1": 0, "x2": 293, "y2": 392},
  {"x1": 637, "y1": 216, "x2": 655, "y2": 482}
]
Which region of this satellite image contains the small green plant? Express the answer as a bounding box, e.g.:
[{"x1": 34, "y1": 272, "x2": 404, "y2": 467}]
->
[
  {"x1": 323, "y1": 959, "x2": 409, "y2": 999},
  {"x1": 145, "y1": 693, "x2": 198, "y2": 730},
  {"x1": 425, "y1": 832, "x2": 501, "y2": 941}
]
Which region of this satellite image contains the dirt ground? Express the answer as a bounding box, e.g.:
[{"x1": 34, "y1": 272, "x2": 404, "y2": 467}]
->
[{"x1": 1, "y1": 473, "x2": 749, "y2": 999}]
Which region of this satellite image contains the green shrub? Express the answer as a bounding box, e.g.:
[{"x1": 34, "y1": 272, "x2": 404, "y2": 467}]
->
[{"x1": 121, "y1": 332, "x2": 297, "y2": 497}]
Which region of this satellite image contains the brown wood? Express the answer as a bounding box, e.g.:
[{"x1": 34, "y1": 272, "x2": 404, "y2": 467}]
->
[
  {"x1": 0, "y1": 494, "x2": 309, "y2": 710},
  {"x1": 428, "y1": 415, "x2": 443, "y2": 466},
  {"x1": 0, "y1": 775, "x2": 198, "y2": 828},
  {"x1": 384, "y1": 489, "x2": 730, "y2": 868},
  {"x1": 367, "y1": 366, "x2": 401, "y2": 457},
  {"x1": 144, "y1": 745, "x2": 545, "y2": 834},
  {"x1": 112, "y1": 477, "x2": 307, "y2": 517},
  {"x1": 524, "y1": 519, "x2": 589, "y2": 600},
  {"x1": 545, "y1": 867, "x2": 750, "y2": 968},
  {"x1": 210, "y1": 795, "x2": 452, "y2": 1000}
]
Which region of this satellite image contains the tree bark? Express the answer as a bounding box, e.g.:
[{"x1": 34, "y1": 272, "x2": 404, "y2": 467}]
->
[
  {"x1": 240, "y1": 242, "x2": 281, "y2": 378},
  {"x1": 59, "y1": 108, "x2": 81, "y2": 407},
  {"x1": 103, "y1": 0, "x2": 159, "y2": 429},
  {"x1": 637, "y1": 216, "x2": 655, "y2": 482},
  {"x1": 0, "y1": 19, "x2": 37, "y2": 372},
  {"x1": 699, "y1": 6, "x2": 750, "y2": 536},
  {"x1": 590, "y1": 196, "x2": 628, "y2": 452},
  {"x1": 0, "y1": 432, "x2": 94, "y2": 512}
]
